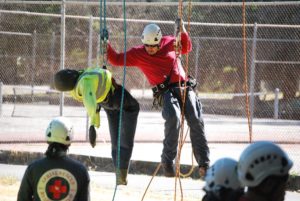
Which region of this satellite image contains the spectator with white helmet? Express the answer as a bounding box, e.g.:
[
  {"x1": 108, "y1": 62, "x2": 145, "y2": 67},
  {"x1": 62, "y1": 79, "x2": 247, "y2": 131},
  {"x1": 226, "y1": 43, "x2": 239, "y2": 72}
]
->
[
  {"x1": 107, "y1": 19, "x2": 210, "y2": 178},
  {"x1": 202, "y1": 157, "x2": 244, "y2": 201},
  {"x1": 237, "y1": 141, "x2": 293, "y2": 201},
  {"x1": 17, "y1": 117, "x2": 90, "y2": 201}
]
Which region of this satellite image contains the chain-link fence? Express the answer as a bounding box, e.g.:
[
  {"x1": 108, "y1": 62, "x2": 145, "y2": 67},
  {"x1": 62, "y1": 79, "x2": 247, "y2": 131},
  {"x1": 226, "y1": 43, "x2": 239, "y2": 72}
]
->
[
  {"x1": 1, "y1": 1, "x2": 299, "y2": 113},
  {"x1": 0, "y1": 1, "x2": 299, "y2": 170}
]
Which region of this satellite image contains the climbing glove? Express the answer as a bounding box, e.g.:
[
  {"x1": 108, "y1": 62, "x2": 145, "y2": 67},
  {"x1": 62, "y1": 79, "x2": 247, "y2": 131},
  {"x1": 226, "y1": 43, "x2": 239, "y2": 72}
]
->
[
  {"x1": 89, "y1": 125, "x2": 97, "y2": 148},
  {"x1": 175, "y1": 18, "x2": 187, "y2": 33}
]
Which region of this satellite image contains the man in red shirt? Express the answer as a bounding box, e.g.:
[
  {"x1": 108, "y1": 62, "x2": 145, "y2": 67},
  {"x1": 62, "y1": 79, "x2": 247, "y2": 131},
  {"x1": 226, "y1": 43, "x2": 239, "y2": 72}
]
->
[{"x1": 107, "y1": 20, "x2": 210, "y2": 177}]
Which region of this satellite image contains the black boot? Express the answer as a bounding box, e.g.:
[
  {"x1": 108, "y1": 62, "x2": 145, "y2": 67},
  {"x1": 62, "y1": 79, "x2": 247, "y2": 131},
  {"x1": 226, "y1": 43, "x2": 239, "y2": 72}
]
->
[
  {"x1": 199, "y1": 165, "x2": 208, "y2": 180},
  {"x1": 161, "y1": 162, "x2": 175, "y2": 177}
]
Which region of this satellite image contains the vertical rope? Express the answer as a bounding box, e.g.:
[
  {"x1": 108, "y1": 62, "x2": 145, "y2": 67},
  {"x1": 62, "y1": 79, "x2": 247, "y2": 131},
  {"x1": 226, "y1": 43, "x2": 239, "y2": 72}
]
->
[
  {"x1": 242, "y1": 0, "x2": 252, "y2": 143},
  {"x1": 140, "y1": 163, "x2": 162, "y2": 201},
  {"x1": 174, "y1": 1, "x2": 183, "y2": 200},
  {"x1": 99, "y1": 0, "x2": 108, "y2": 68},
  {"x1": 174, "y1": 1, "x2": 194, "y2": 201},
  {"x1": 103, "y1": 0, "x2": 107, "y2": 29},
  {"x1": 99, "y1": 0, "x2": 103, "y2": 56},
  {"x1": 112, "y1": 0, "x2": 127, "y2": 200}
]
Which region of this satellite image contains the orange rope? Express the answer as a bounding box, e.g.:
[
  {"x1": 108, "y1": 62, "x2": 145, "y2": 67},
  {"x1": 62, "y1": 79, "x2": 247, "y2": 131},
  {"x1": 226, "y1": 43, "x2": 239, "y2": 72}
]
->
[
  {"x1": 242, "y1": 0, "x2": 252, "y2": 143},
  {"x1": 179, "y1": 127, "x2": 195, "y2": 178},
  {"x1": 140, "y1": 163, "x2": 162, "y2": 201},
  {"x1": 174, "y1": 0, "x2": 185, "y2": 200},
  {"x1": 174, "y1": 1, "x2": 195, "y2": 201}
]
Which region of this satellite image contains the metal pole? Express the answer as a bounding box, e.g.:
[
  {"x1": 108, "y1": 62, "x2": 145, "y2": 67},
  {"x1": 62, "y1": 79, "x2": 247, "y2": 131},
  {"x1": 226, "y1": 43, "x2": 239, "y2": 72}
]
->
[
  {"x1": 31, "y1": 30, "x2": 37, "y2": 102},
  {"x1": 0, "y1": 82, "x2": 3, "y2": 117},
  {"x1": 86, "y1": 15, "x2": 94, "y2": 140},
  {"x1": 274, "y1": 88, "x2": 280, "y2": 119},
  {"x1": 249, "y1": 23, "x2": 258, "y2": 126},
  {"x1": 59, "y1": 0, "x2": 66, "y2": 116},
  {"x1": 88, "y1": 15, "x2": 93, "y2": 67},
  {"x1": 194, "y1": 38, "x2": 200, "y2": 81},
  {"x1": 50, "y1": 32, "x2": 56, "y2": 75},
  {"x1": 96, "y1": 31, "x2": 100, "y2": 67},
  {"x1": 1, "y1": 1, "x2": 300, "y2": 7}
]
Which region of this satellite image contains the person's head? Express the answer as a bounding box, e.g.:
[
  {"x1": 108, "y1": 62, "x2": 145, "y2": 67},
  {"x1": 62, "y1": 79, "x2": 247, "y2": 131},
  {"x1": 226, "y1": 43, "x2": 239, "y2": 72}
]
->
[
  {"x1": 54, "y1": 69, "x2": 80, "y2": 91},
  {"x1": 45, "y1": 117, "x2": 74, "y2": 146},
  {"x1": 141, "y1": 23, "x2": 162, "y2": 55},
  {"x1": 203, "y1": 157, "x2": 242, "y2": 201},
  {"x1": 237, "y1": 141, "x2": 293, "y2": 201}
]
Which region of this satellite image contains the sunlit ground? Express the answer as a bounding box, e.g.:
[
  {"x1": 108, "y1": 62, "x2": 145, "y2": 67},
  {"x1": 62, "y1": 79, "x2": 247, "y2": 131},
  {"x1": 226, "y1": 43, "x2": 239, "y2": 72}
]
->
[{"x1": 0, "y1": 175, "x2": 203, "y2": 201}]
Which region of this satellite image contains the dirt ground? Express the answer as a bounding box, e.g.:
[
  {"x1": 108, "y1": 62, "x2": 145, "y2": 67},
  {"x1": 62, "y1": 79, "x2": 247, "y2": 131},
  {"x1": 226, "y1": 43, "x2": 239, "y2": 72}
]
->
[{"x1": 0, "y1": 175, "x2": 201, "y2": 201}]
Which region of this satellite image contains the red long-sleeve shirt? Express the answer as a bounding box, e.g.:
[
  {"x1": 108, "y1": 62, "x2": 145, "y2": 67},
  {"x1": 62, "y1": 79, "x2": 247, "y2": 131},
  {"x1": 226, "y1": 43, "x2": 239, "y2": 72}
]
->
[{"x1": 107, "y1": 32, "x2": 192, "y2": 86}]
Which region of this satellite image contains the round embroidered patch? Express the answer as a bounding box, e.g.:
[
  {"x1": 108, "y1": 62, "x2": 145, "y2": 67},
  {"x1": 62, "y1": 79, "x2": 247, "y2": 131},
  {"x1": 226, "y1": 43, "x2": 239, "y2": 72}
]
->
[{"x1": 37, "y1": 169, "x2": 77, "y2": 201}]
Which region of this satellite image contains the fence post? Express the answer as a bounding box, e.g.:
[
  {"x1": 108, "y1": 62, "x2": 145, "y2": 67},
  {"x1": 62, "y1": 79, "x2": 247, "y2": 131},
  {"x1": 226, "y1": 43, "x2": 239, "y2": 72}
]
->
[
  {"x1": 0, "y1": 82, "x2": 3, "y2": 117},
  {"x1": 31, "y1": 30, "x2": 37, "y2": 102},
  {"x1": 86, "y1": 15, "x2": 94, "y2": 141},
  {"x1": 274, "y1": 88, "x2": 280, "y2": 119},
  {"x1": 96, "y1": 32, "x2": 100, "y2": 67},
  {"x1": 50, "y1": 32, "x2": 56, "y2": 74},
  {"x1": 88, "y1": 15, "x2": 93, "y2": 67},
  {"x1": 194, "y1": 37, "x2": 200, "y2": 80},
  {"x1": 249, "y1": 23, "x2": 258, "y2": 125},
  {"x1": 59, "y1": 0, "x2": 66, "y2": 116}
]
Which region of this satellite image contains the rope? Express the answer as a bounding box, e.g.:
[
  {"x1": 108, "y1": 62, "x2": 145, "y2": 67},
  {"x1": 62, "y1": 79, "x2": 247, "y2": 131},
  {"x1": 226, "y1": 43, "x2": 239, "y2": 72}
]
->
[
  {"x1": 174, "y1": 0, "x2": 183, "y2": 57},
  {"x1": 179, "y1": 1, "x2": 196, "y2": 179},
  {"x1": 242, "y1": 0, "x2": 252, "y2": 143},
  {"x1": 174, "y1": 0, "x2": 194, "y2": 200},
  {"x1": 111, "y1": 0, "x2": 127, "y2": 200},
  {"x1": 178, "y1": 127, "x2": 195, "y2": 178},
  {"x1": 140, "y1": 163, "x2": 162, "y2": 201},
  {"x1": 99, "y1": 0, "x2": 108, "y2": 68},
  {"x1": 99, "y1": 0, "x2": 128, "y2": 199}
]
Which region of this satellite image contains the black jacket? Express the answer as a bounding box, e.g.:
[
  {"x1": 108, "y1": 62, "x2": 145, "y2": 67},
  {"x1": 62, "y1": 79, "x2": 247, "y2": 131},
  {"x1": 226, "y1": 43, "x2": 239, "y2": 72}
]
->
[{"x1": 17, "y1": 152, "x2": 90, "y2": 201}]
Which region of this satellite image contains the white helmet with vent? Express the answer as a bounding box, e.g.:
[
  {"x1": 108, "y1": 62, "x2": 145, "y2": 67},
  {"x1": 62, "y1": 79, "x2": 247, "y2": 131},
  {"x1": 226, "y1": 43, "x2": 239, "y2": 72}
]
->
[
  {"x1": 141, "y1": 23, "x2": 162, "y2": 45},
  {"x1": 204, "y1": 157, "x2": 241, "y2": 192},
  {"x1": 237, "y1": 141, "x2": 293, "y2": 187},
  {"x1": 45, "y1": 117, "x2": 74, "y2": 145}
]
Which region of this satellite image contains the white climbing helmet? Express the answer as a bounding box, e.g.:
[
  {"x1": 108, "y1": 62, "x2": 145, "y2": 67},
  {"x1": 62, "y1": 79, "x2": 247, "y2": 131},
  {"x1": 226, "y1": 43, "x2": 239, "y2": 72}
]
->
[
  {"x1": 237, "y1": 141, "x2": 293, "y2": 187},
  {"x1": 45, "y1": 117, "x2": 74, "y2": 145},
  {"x1": 204, "y1": 157, "x2": 241, "y2": 192},
  {"x1": 141, "y1": 23, "x2": 162, "y2": 45}
]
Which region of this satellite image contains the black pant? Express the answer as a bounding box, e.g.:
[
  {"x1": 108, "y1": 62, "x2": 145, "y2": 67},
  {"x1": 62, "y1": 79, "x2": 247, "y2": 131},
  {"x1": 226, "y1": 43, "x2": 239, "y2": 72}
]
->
[
  {"x1": 161, "y1": 87, "x2": 210, "y2": 168},
  {"x1": 100, "y1": 84, "x2": 140, "y2": 169}
]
